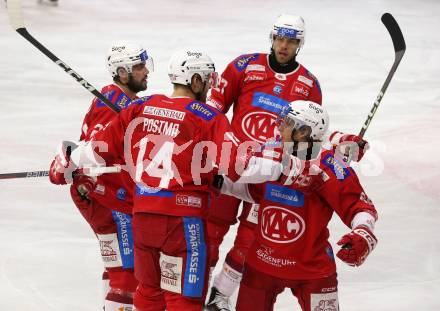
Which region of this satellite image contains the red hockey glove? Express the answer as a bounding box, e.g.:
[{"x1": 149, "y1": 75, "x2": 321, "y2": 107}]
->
[
  {"x1": 49, "y1": 141, "x2": 78, "y2": 185},
  {"x1": 329, "y1": 131, "x2": 369, "y2": 162},
  {"x1": 336, "y1": 226, "x2": 377, "y2": 267},
  {"x1": 73, "y1": 175, "x2": 96, "y2": 201}
]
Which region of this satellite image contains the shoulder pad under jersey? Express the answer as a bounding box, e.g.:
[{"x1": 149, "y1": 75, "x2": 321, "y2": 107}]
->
[
  {"x1": 185, "y1": 100, "x2": 218, "y2": 121},
  {"x1": 131, "y1": 95, "x2": 153, "y2": 106},
  {"x1": 320, "y1": 151, "x2": 351, "y2": 181},
  {"x1": 304, "y1": 69, "x2": 321, "y2": 94}
]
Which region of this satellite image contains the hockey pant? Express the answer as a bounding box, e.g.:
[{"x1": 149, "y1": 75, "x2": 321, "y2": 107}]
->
[
  {"x1": 132, "y1": 212, "x2": 210, "y2": 311},
  {"x1": 70, "y1": 185, "x2": 137, "y2": 308},
  {"x1": 207, "y1": 195, "x2": 258, "y2": 268},
  {"x1": 236, "y1": 264, "x2": 339, "y2": 311}
]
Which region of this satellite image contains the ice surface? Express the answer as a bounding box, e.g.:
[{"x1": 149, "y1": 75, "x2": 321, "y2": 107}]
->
[{"x1": 0, "y1": 0, "x2": 439, "y2": 310}]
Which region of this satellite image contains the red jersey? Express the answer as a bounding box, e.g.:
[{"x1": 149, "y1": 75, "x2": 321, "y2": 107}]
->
[
  {"x1": 207, "y1": 53, "x2": 322, "y2": 144},
  {"x1": 92, "y1": 95, "x2": 245, "y2": 218},
  {"x1": 79, "y1": 84, "x2": 134, "y2": 214},
  {"x1": 244, "y1": 149, "x2": 377, "y2": 280},
  {"x1": 80, "y1": 84, "x2": 132, "y2": 141}
]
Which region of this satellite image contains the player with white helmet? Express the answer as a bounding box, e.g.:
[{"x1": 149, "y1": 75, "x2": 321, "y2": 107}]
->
[
  {"x1": 107, "y1": 42, "x2": 154, "y2": 96},
  {"x1": 167, "y1": 49, "x2": 217, "y2": 101},
  {"x1": 219, "y1": 100, "x2": 378, "y2": 311},
  {"x1": 205, "y1": 14, "x2": 323, "y2": 310},
  {"x1": 270, "y1": 14, "x2": 305, "y2": 62},
  {"x1": 277, "y1": 100, "x2": 329, "y2": 159},
  {"x1": 206, "y1": 14, "x2": 369, "y2": 311},
  {"x1": 50, "y1": 48, "x2": 285, "y2": 311},
  {"x1": 61, "y1": 42, "x2": 153, "y2": 311}
]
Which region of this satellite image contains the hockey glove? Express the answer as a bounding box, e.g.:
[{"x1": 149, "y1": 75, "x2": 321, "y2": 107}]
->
[
  {"x1": 73, "y1": 175, "x2": 96, "y2": 201},
  {"x1": 49, "y1": 141, "x2": 78, "y2": 185},
  {"x1": 336, "y1": 225, "x2": 377, "y2": 267},
  {"x1": 330, "y1": 131, "x2": 369, "y2": 162}
]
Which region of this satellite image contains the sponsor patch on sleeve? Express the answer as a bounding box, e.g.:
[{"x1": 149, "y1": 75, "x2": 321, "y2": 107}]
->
[
  {"x1": 322, "y1": 154, "x2": 350, "y2": 180},
  {"x1": 132, "y1": 95, "x2": 153, "y2": 106},
  {"x1": 185, "y1": 101, "x2": 217, "y2": 121},
  {"x1": 114, "y1": 93, "x2": 131, "y2": 109},
  {"x1": 233, "y1": 53, "x2": 259, "y2": 72},
  {"x1": 96, "y1": 90, "x2": 116, "y2": 108}
]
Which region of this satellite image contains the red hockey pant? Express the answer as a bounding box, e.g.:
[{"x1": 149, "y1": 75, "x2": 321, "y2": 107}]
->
[{"x1": 236, "y1": 264, "x2": 339, "y2": 311}]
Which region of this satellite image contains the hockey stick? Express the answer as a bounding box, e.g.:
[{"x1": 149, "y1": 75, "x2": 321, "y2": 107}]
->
[
  {"x1": 0, "y1": 166, "x2": 122, "y2": 180},
  {"x1": 342, "y1": 13, "x2": 406, "y2": 163},
  {"x1": 6, "y1": 0, "x2": 120, "y2": 113},
  {"x1": 359, "y1": 13, "x2": 406, "y2": 138}
]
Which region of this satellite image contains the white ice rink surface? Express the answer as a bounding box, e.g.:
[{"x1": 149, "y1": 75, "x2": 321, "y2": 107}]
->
[{"x1": 1, "y1": 0, "x2": 439, "y2": 310}]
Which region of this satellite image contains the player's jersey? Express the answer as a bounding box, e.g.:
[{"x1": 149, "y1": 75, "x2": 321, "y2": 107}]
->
[
  {"x1": 244, "y1": 149, "x2": 377, "y2": 280},
  {"x1": 79, "y1": 84, "x2": 134, "y2": 214},
  {"x1": 207, "y1": 53, "x2": 322, "y2": 145},
  {"x1": 80, "y1": 84, "x2": 132, "y2": 141},
  {"x1": 92, "y1": 95, "x2": 246, "y2": 218}
]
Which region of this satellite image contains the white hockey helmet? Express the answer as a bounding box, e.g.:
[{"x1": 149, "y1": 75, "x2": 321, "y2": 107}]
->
[
  {"x1": 270, "y1": 14, "x2": 305, "y2": 50},
  {"x1": 107, "y1": 42, "x2": 154, "y2": 78},
  {"x1": 168, "y1": 49, "x2": 217, "y2": 87},
  {"x1": 279, "y1": 100, "x2": 329, "y2": 141}
]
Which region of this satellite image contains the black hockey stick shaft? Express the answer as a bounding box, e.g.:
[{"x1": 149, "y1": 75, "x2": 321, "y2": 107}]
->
[
  {"x1": 0, "y1": 166, "x2": 122, "y2": 180},
  {"x1": 0, "y1": 170, "x2": 49, "y2": 180},
  {"x1": 359, "y1": 13, "x2": 406, "y2": 138},
  {"x1": 7, "y1": 0, "x2": 120, "y2": 113}
]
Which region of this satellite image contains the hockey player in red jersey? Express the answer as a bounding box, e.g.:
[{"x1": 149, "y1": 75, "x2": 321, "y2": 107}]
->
[
  {"x1": 49, "y1": 49, "x2": 284, "y2": 311},
  {"x1": 220, "y1": 100, "x2": 378, "y2": 311},
  {"x1": 66, "y1": 42, "x2": 153, "y2": 310},
  {"x1": 205, "y1": 14, "x2": 369, "y2": 310}
]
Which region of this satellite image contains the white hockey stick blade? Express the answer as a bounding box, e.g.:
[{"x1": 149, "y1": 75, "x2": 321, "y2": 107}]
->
[{"x1": 7, "y1": 0, "x2": 25, "y2": 30}]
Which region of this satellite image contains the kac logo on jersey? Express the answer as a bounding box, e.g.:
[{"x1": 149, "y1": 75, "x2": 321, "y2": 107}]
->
[
  {"x1": 233, "y1": 54, "x2": 259, "y2": 72},
  {"x1": 116, "y1": 188, "x2": 126, "y2": 201},
  {"x1": 186, "y1": 101, "x2": 217, "y2": 121},
  {"x1": 241, "y1": 111, "x2": 278, "y2": 144},
  {"x1": 273, "y1": 85, "x2": 283, "y2": 95},
  {"x1": 261, "y1": 206, "x2": 305, "y2": 243}
]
